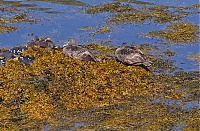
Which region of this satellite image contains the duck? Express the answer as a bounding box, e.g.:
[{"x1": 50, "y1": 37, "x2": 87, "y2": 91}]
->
[
  {"x1": 0, "y1": 45, "x2": 33, "y2": 66},
  {"x1": 115, "y1": 43, "x2": 152, "y2": 67},
  {"x1": 26, "y1": 36, "x2": 39, "y2": 47},
  {"x1": 62, "y1": 38, "x2": 98, "y2": 62},
  {"x1": 0, "y1": 50, "x2": 14, "y2": 65},
  {"x1": 27, "y1": 36, "x2": 54, "y2": 49}
]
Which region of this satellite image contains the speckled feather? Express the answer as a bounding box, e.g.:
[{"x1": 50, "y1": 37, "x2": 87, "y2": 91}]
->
[
  {"x1": 115, "y1": 43, "x2": 152, "y2": 66},
  {"x1": 63, "y1": 38, "x2": 98, "y2": 62}
]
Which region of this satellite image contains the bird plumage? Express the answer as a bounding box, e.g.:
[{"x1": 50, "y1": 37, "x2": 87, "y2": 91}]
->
[
  {"x1": 27, "y1": 36, "x2": 54, "y2": 49},
  {"x1": 62, "y1": 38, "x2": 98, "y2": 62},
  {"x1": 115, "y1": 43, "x2": 152, "y2": 67}
]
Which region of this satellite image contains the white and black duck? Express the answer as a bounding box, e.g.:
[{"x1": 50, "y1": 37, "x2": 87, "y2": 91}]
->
[
  {"x1": 0, "y1": 36, "x2": 54, "y2": 66},
  {"x1": 0, "y1": 45, "x2": 32, "y2": 66},
  {"x1": 115, "y1": 43, "x2": 152, "y2": 68},
  {"x1": 0, "y1": 49, "x2": 15, "y2": 65},
  {"x1": 62, "y1": 38, "x2": 98, "y2": 62}
]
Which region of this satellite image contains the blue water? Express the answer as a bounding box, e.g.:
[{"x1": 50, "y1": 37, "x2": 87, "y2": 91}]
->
[{"x1": 0, "y1": 0, "x2": 199, "y2": 72}]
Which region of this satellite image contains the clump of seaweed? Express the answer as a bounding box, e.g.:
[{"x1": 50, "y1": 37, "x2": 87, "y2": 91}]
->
[
  {"x1": 0, "y1": 5, "x2": 37, "y2": 33},
  {"x1": 0, "y1": 46, "x2": 150, "y2": 122},
  {"x1": 142, "y1": 22, "x2": 199, "y2": 44},
  {"x1": 0, "y1": 23, "x2": 18, "y2": 33},
  {"x1": 9, "y1": 14, "x2": 27, "y2": 23},
  {"x1": 84, "y1": 42, "x2": 116, "y2": 56},
  {"x1": 79, "y1": 25, "x2": 112, "y2": 35},
  {"x1": 85, "y1": 2, "x2": 199, "y2": 25},
  {"x1": 0, "y1": 44, "x2": 199, "y2": 130},
  {"x1": 78, "y1": 26, "x2": 92, "y2": 31},
  {"x1": 83, "y1": 2, "x2": 199, "y2": 44},
  {"x1": 86, "y1": 2, "x2": 122, "y2": 14},
  {"x1": 188, "y1": 54, "x2": 200, "y2": 62}
]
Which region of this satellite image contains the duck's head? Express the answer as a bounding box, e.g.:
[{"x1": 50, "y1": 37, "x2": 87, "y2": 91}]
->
[
  {"x1": 63, "y1": 38, "x2": 77, "y2": 47},
  {"x1": 34, "y1": 36, "x2": 39, "y2": 41},
  {"x1": 121, "y1": 42, "x2": 127, "y2": 48},
  {"x1": 45, "y1": 37, "x2": 53, "y2": 43}
]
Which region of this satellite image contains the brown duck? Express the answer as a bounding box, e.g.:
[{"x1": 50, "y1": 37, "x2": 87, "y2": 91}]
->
[
  {"x1": 27, "y1": 36, "x2": 54, "y2": 49},
  {"x1": 62, "y1": 38, "x2": 98, "y2": 62},
  {"x1": 115, "y1": 43, "x2": 152, "y2": 67}
]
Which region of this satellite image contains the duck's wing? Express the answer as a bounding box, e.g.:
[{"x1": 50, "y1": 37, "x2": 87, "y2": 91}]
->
[
  {"x1": 115, "y1": 46, "x2": 142, "y2": 61},
  {"x1": 27, "y1": 36, "x2": 40, "y2": 47},
  {"x1": 119, "y1": 47, "x2": 149, "y2": 65},
  {"x1": 125, "y1": 51, "x2": 152, "y2": 66},
  {"x1": 116, "y1": 46, "x2": 141, "y2": 55},
  {"x1": 78, "y1": 53, "x2": 97, "y2": 62},
  {"x1": 74, "y1": 47, "x2": 98, "y2": 62},
  {"x1": 129, "y1": 46, "x2": 145, "y2": 55},
  {"x1": 63, "y1": 45, "x2": 98, "y2": 62},
  {"x1": 124, "y1": 53, "x2": 147, "y2": 65},
  {"x1": 39, "y1": 41, "x2": 54, "y2": 49},
  {"x1": 27, "y1": 40, "x2": 39, "y2": 47},
  {"x1": 39, "y1": 37, "x2": 54, "y2": 49},
  {"x1": 63, "y1": 45, "x2": 76, "y2": 57},
  {"x1": 63, "y1": 45, "x2": 84, "y2": 58}
]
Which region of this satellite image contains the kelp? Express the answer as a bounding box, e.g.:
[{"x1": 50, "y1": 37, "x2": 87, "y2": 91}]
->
[
  {"x1": 0, "y1": 23, "x2": 18, "y2": 33},
  {"x1": 0, "y1": 46, "x2": 150, "y2": 127},
  {"x1": 84, "y1": 42, "x2": 116, "y2": 56},
  {"x1": 85, "y1": 2, "x2": 199, "y2": 25},
  {"x1": 188, "y1": 54, "x2": 200, "y2": 62},
  {"x1": 84, "y1": 2, "x2": 199, "y2": 44},
  {"x1": 0, "y1": 6, "x2": 37, "y2": 33},
  {"x1": 79, "y1": 25, "x2": 113, "y2": 36},
  {"x1": 142, "y1": 22, "x2": 199, "y2": 44},
  {"x1": 0, "y1": 45, "x2": 199, "y2": 130}
]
